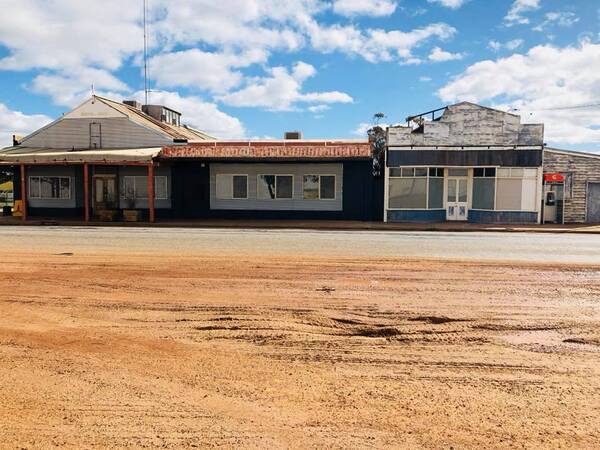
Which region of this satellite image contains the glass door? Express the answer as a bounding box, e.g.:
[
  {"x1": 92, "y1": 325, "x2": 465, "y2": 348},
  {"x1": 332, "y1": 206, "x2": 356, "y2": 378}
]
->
[{"x1": 446, "y1": 178, "x2": 468, "y2": 221}]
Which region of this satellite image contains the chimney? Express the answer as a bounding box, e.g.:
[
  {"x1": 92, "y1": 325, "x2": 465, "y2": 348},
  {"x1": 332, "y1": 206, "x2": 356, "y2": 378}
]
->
[
  {"x1": 123, "y1": 100, "x2": 142, "y2": 110},
  {"x1": 284, "y1": 131, "x2": 302, "y2": 140}
]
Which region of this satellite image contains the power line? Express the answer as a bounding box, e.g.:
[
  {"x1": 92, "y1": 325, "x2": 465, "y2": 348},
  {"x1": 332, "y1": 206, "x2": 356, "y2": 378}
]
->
[{"x1": 512, "y1": 102, "x2": 600, "y2": 112}]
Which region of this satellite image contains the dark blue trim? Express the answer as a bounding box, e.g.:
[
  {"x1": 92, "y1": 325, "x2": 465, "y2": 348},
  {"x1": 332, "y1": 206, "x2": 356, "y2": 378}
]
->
[
  {"x1": 468, "y1": 210, "x2": 538, "y2": 224},
  {"x1": 387, "y1": 209, "x2": 446, "y2": 223}
]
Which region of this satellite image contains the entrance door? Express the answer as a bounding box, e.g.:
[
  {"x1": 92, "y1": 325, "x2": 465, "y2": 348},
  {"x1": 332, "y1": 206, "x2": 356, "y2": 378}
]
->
[
  {"x1": 587, "y1": 182, "x2": 600, "y2": 223},
  {"x1": 93, "y1": 175, "x2": 118, "y2": 211},
  {"x1": 446, "y1": 177, "x2": 468, "y2": 221}
]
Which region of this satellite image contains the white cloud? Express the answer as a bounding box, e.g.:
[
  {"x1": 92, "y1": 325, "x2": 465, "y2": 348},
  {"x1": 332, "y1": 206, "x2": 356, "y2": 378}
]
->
[
  {"x1": 135, "y1": 90, "x2": 245, "y2": 139},
  {"x1": 427, "y1": 0, "x2": 469, "y2": 9},
  {"x1": 307, "y1": 104, "x2": 331, "y2": 113},
  {"x1": 533, "y1": 11, "x2": 580, "y2": 32},
  {"x1": 149, "y1": 48, "x2": 268, "y2": 94},
  {"x1": 419, "y1": 76, "x2": 432, "y2": 82},
  {"x1": 438, "y1": 42, "x2": 600, "y2": 145},
  {"x1": 352, "y1": 121, "x2": 389, "y2": 136},
  {"x1": 218, "y1": 62, "x2": 353, "y2": 111},
  {"x1": 30, "y1": 68, "x2": 130, "y2": 107},
  {"x1": 428, "y1": 46, "x2": 464, "y2": 62},
  {"x1": 488, "y1": 39, "x2": 524, "y2": 52},
  {"x1": 504, "y1": 0, "x2": 541, "y2": 26},
  {"x1": 304, "y1": 20, "x2": 456, "y2": 63},
  {"x1": 0, "y1": 103, "x2": 51, "y2": 147},
  {"x1": 0, "y1": 0, "x2": 143, "y2": 71},
  {"x1": 332, "y1": 0, "x2": 398, "y2": 17}
]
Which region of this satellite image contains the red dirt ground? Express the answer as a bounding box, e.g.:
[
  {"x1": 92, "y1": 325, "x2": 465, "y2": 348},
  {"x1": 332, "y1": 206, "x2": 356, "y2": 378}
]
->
[{"x1": 1, "y1": 249, "x2": 599, "y2": 448}]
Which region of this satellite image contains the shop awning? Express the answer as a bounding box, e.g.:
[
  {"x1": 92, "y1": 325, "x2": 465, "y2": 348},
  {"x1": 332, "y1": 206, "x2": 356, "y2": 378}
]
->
[{"x1": 0, "y1": 147, "x2": 161, "y2": 164}]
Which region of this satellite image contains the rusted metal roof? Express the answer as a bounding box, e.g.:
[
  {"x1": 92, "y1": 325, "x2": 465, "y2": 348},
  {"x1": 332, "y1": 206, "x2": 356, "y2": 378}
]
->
[
  {"x1": 95, "y1": 96, "x2": 216, "y2": 141},
  {"x1": 160, "y1": 140, "x2": 371, "y2": 159}
]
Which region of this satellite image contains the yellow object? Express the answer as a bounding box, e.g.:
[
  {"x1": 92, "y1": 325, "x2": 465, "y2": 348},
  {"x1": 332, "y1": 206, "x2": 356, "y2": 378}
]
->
[{"x1": 12, "y1": 200, "x2": 23, "y2": 217}]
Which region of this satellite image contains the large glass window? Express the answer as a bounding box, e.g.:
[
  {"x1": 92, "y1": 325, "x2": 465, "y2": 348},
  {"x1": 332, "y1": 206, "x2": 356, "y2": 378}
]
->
[
  {"x1": 495, "y1": 167, "x2": 538, "y2": 211},
  {"x1": 233, "y1": 175, "x2": 248, "y2": 199},
  {"x1": 303, "y1": 175, "x2": 336, "y2": 200},
  {"x1": 122, "y1": 176, "x2": 168, "y2": 200},
  {"x1": 389, "y1": 167, "x2": 443, "y2": 210},
  {"x1": 258, "y1": 175, "x2": 293, "y2": 199},
  {"x1": 428, "y1": 178, "x2": 444, "y2": 209},
  {"x1": 389, "y1": 178, "x2": 427, "y2": 209},
  {"x1": 473, "y1": 179, "x2": 496, "y2": 210},
  {"x1": 29, "y1": 176, "x2": 71, "y2": 200}
]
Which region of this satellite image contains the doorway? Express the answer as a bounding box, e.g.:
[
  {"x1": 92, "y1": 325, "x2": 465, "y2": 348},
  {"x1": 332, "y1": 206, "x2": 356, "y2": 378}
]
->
[
  {"x1": 93, "y1": 175, "x2": 118, "y2": 212},
  {"x1": 446, "y1": 177, "x2": 468, "y2": 221}
]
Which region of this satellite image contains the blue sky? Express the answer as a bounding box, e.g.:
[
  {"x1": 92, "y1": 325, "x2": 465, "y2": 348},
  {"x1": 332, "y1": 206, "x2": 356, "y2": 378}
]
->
[{"x1": 0, "y1": 0, "x2": 598, "y2": 150}]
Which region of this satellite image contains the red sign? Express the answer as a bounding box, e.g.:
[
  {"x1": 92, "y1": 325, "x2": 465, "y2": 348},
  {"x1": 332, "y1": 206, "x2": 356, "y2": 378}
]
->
[{"x1": 544, "y1": 173, "x2": 564, "y2": 182}]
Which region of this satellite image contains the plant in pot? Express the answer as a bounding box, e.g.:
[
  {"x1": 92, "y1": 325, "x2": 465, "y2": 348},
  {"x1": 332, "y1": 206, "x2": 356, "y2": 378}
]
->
[{"x1": 122, "y1": 189, "x2": 141, "y2": 222}]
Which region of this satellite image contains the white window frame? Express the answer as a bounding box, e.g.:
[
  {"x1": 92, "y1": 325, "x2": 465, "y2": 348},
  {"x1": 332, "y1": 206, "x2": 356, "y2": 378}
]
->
[
  {"x1": 387, "y1": 166, "x2": 441, "y2": 211},
  {"x1": 257, "y1": 174, "x2": 294, "y2": 200},
  {"x1": 494, "y1": 167, "x2": 539, "y2": 212},
  {"x1": 215, "y1": 174, "x2": 249, "y2": 200},
  {"x1": 122, "y1": 175, "x2": 169, "y2": 200},
  {"x1": 302, "y1": 174, "x2": 337, "y2": 201},
  {"x1": 28, "y1": 176, "x2": 71, "y2": 200}
]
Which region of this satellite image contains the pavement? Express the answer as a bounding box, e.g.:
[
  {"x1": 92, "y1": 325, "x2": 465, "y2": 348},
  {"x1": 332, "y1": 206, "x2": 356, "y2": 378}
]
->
[{"x1": 2, "y1": 215, "x2": 600, "y2": 234}]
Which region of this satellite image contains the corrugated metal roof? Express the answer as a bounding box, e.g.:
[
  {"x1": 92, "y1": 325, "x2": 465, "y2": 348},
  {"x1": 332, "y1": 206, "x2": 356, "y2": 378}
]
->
[
  {"x1": 0, "y1": 147, "x2": 161, "y2": 164},
  {"x1": 94, "y1": 96, "x2": 216, "y2": 141},
  {"x1": 161, "y1": 140, "x2": 372, "y2": 159}
]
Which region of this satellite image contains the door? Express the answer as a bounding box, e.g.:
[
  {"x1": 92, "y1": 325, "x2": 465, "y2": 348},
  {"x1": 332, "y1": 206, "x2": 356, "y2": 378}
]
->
[
  {"x1": 587, "y1": 182, "x2": 600, "y2": 223},
  {"x1": 446, "y1": 177, "x2": 468, "y2": 221},
  {"x1": 93, "y1": 175, "x2": 117, "y2": 211}
]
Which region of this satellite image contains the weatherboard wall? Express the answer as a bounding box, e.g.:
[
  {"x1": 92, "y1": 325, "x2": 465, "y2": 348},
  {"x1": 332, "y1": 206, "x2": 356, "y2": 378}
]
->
[{"x1": 21, "y1": 117, "x2": 172, "y2": 150}]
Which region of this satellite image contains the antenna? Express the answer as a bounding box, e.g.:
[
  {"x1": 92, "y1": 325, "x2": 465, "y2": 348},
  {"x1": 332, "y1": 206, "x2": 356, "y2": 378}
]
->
[{"x1": 143, "y1": 0, "x2": 149, "y2": 105}]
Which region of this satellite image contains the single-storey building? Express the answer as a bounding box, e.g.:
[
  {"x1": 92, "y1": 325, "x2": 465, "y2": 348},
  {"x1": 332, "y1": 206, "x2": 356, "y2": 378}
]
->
[
  {"x1": 0, "y1": 96, "x2": 382, "y2": 222},
  {"x1": 542, "y1": 148, "x2": 600, "y2": 224},
  {"x1": 384, "y1": 102, "x2": 545, "y2": 224}
]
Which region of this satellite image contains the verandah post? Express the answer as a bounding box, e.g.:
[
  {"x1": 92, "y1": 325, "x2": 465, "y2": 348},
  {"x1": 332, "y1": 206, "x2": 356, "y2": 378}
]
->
[
  {"x1": 20, "y1": 163, "x2": 27, "y2": 222},
  {"x1": 147, "y1": 162, "x2": 155, "y2": 223}
]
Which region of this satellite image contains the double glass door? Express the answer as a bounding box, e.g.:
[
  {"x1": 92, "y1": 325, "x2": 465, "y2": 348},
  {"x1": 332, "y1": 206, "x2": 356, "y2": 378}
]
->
[
  {"x1": 446, "y1": 177, "x2": 468, "y2": 221},
  {"x1": 93, "y1": 175, "x2": 117, "y2": 210}
]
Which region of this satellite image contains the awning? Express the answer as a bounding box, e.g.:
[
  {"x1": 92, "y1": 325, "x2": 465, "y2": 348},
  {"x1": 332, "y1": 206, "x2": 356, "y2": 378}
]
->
[{"x1": 0, "y1": 147, "x2": 161, "y2": 164}]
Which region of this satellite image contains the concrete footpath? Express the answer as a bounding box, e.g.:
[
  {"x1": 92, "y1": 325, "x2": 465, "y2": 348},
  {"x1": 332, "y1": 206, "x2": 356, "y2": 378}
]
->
[{"x1": 1, "y1": 216, "x2": 600, "y2": 234}]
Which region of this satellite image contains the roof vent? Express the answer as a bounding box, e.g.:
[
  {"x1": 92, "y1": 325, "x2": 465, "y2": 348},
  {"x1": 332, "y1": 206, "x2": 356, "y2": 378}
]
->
[
  {"x1": 284, "y1": 131, "x2": 302, "y2": 140},
  {"x1": 123, "y1": 100, "x2": 142, "y2": 110}
]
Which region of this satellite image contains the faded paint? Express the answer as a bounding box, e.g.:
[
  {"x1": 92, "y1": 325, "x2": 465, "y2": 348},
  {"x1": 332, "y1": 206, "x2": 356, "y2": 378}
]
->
[
  {"x1": 543, "y1": 148, "x2": 600, "y2": 223},
  {"x1": 388, "y1": 102, "x2": 544, "y2": 147}
]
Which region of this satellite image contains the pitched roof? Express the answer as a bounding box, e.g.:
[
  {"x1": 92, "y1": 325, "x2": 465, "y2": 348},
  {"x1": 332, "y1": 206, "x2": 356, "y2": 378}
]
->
[
  {"x1": 160, "y1": 140, "x2": 372, "y2": 160},
  {"x1": 545, "y1": 147, "x2": 600, "y2": 160},
  {"x1": 94, "y1": 96, "x2": 215, "y2": 141}
]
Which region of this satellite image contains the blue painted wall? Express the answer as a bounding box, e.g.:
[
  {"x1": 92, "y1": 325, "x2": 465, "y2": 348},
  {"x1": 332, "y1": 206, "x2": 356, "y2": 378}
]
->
[
  {"x1": 387, "y1": 210, "x2": 446, "y2": 222},
  {"x1": 468, "y1": 210, "x2": 538, "y2": 224}
]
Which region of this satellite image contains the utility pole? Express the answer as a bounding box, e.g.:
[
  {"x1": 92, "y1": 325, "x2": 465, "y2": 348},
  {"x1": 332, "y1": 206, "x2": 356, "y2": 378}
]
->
[{"x1": 143, "y1": 0, "x2": 149, "y2": 105}]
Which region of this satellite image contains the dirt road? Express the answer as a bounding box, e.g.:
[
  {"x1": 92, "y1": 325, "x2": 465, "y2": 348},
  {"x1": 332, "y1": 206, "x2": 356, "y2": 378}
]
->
[{"x1": 1, "y1": 228, "x2": 599, "y2": 448}]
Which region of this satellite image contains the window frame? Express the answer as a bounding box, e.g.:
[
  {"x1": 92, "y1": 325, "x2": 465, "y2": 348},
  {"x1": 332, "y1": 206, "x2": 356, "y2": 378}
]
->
[
  {"x1": 232, "y1": 174, "x2": 249, "y2": 200},
  {"x1": 122, "y1": 175, "x2": 169, "y2": 200},
  {"x1": 302, "y1": 174, "x2": 337, "y2": 201},
  {"x1": 28, "y1": 176, "x2": 71, "y2": 200},
  {"x1": 387, "y1": 167, "x2": 444, "y2": 211},
  {"x1": 257, "y1": 174, "x2": 294, "y2": 200}
]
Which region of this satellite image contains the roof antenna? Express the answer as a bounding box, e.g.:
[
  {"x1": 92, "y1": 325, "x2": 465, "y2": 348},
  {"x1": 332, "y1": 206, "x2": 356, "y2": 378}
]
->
[
  {"x1": 91, "y1": 84, "x2": 95, "y2": 97},
  {"x1": 143, "y1": 0, "x2": 149, "y2": 105}
]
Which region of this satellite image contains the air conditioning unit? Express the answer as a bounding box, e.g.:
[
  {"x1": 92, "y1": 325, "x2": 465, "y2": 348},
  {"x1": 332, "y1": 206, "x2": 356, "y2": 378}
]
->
[{"x1": 284, "y1": 131, "x2": 302, "y2": 140}]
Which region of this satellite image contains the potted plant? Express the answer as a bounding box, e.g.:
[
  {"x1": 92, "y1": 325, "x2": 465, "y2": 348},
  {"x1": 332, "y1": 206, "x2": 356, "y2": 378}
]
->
[{"x1": 122, "y1": 191, "x2": 141, "y2": 222}]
